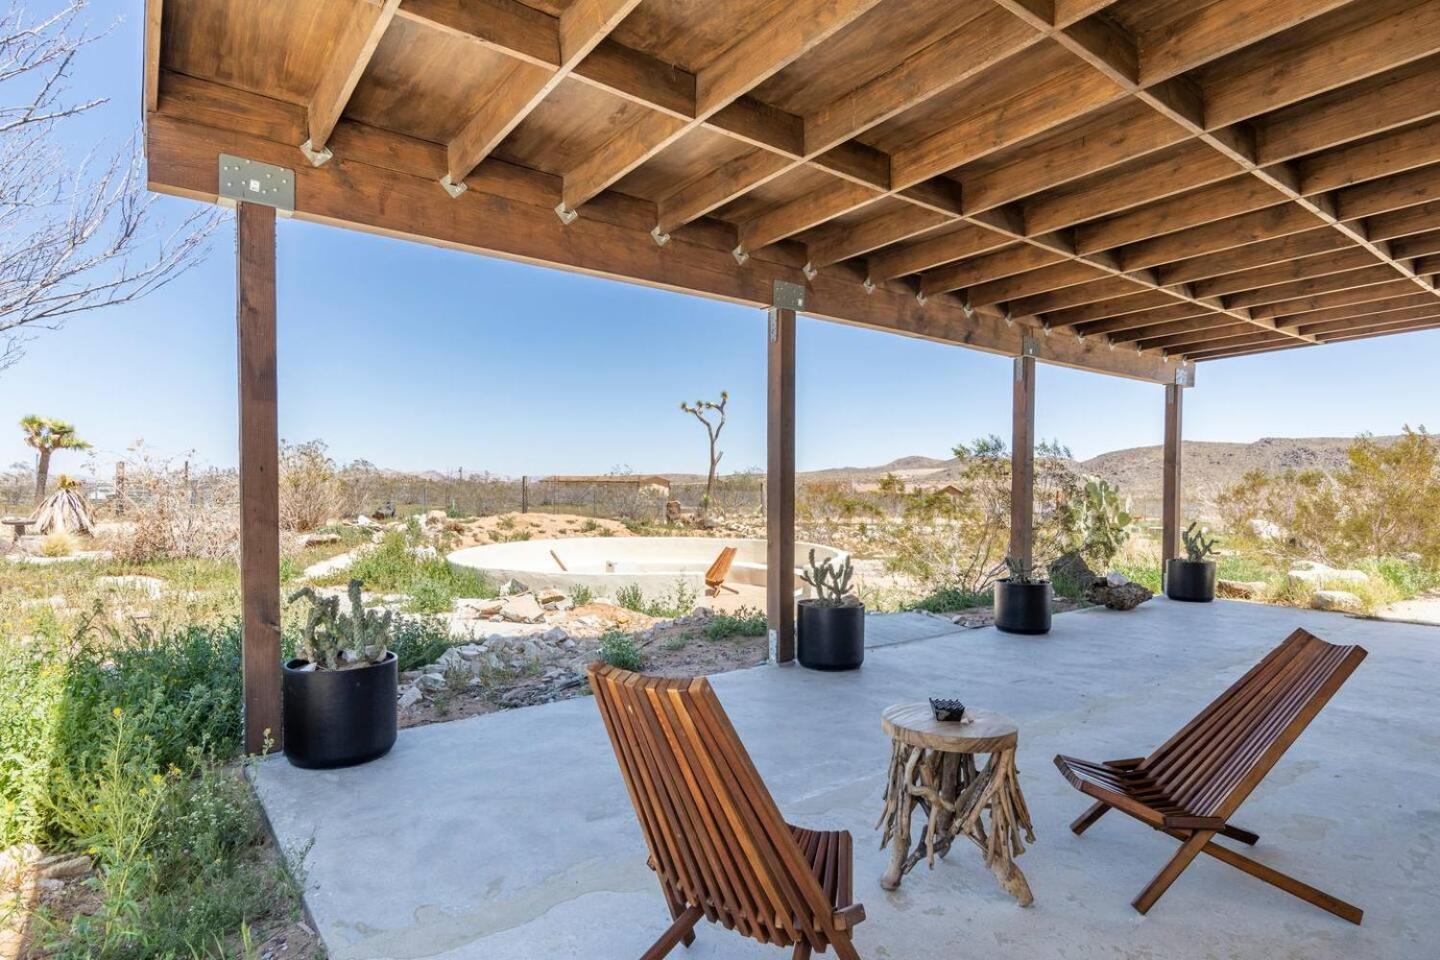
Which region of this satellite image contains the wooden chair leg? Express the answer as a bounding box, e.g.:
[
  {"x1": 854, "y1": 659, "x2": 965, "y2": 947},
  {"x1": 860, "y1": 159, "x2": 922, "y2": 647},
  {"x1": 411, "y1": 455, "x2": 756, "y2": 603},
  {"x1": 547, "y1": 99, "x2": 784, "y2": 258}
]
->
[
  {"x1": 1133, "y1": 830, "x2": 1214, "y2": 915},
  {"x1": 1220, "y1": 823, "x2": 1259, "y2": 845},
  {"x1": 1197, "y1": 835, "x2": 1362, "y2": 924},
  {"x1": 791, "y1": 943, "x2": 812, "y2": 960},
  {"x1": 659, "y1": 885, "x2": 696, "y2": 947},
  {"x1": 640, "y1": 905, "x2": 703, "y2": 960},
  {"x1": 830, "y1": 935, "x2": 864, "y2": 960},
  {"x1": 1070, "y1": 800, "x2": 1110, "y2": 835}
]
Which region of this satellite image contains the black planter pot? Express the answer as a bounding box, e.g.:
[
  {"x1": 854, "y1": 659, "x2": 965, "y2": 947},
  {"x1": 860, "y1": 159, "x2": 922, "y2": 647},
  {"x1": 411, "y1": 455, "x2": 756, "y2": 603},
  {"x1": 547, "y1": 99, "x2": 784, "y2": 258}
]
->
[
  {"x1": 1166, "y1": 559, "x2": 1217, "y2": 602},
  {"x1": 282, "y1": 652, "x2": 398, "y2": 769},
  {"x1": 994, "y1": 579, "x2": 1053, "y2": 635},
  {"x1": 796, "y1": 600, "x2": 865, "y2": 671}
]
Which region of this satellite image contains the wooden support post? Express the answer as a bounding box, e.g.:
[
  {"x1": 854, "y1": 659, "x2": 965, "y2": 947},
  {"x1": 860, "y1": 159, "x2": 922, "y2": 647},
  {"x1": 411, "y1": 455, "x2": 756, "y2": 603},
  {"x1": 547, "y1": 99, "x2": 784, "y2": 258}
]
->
[
  {"x1": 1009, "y1": 355, "x2": 1036, "y2": 569},
  {"x1": 237, "y1": 201, "x2": 282, "y2": 755},
  {"x1": 1161, "y1": 383, "x2": 1184, "y2": 586},
  {"x1": 767, "y1": 289, "x2": 797, "y2": 664}
]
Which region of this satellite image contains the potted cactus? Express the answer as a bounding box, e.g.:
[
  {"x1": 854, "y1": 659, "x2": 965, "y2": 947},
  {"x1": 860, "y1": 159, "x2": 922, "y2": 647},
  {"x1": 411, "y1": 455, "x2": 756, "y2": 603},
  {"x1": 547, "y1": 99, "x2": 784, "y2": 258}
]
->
[
  {"x1": 283, "y1": 580, "x2": 399, "y2": 769},
  {"x1": 796, "y1": 550, "x2": 864, "y2": 670},
  {"x1": 994, "y1": 555, "x2": 1052, "y2": 635},
  {"x1": 1167, "y1": 522, "x2": 1218, "y2": 602}
]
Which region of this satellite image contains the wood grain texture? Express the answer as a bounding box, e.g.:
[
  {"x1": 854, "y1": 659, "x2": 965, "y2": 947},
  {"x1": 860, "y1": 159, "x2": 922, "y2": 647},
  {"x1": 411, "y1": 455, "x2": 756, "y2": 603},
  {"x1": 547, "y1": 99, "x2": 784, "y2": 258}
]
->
[
  {"x1": 237, "y1": 202, "x2": 281, "y2": 756},
  {"x1": 767, "y1": 303, "x2": 796, "y2": 664}
]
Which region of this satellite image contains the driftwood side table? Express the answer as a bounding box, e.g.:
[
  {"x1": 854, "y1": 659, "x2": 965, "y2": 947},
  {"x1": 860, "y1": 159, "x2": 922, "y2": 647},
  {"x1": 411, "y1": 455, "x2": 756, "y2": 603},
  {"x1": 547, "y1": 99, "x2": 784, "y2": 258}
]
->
[{"x1": 876, "y1": 703, "x2": 1036, "y2": 905}]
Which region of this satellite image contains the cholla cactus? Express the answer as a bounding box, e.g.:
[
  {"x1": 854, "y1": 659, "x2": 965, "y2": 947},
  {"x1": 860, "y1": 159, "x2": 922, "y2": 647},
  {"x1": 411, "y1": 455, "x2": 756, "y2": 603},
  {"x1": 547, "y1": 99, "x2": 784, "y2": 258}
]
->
[
  {"x1": 799, "y1": 549, "x2": 856, "y2": 606},
  {"x1": 288, "y1": 579, "x2": 393, "y2": 670},
  {"x1": 1181, "y1": 521, "x2": 1219, "y2": 562}
]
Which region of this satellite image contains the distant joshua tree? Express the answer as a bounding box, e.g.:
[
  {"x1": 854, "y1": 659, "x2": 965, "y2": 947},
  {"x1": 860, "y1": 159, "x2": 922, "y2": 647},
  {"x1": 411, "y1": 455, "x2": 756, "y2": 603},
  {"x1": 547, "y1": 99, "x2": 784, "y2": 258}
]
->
[
  {"x1": 680, "y1": 392, "x2": 728, "y2": 519},
  {"x1": 21, "y1": 414, "x2": 89, "y2": 504}
]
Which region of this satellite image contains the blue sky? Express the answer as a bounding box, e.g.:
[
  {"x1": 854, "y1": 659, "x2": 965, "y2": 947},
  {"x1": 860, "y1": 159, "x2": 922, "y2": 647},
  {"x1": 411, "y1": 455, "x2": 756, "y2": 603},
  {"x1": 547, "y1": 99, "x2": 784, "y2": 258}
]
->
[{"x1": 2, "y1": 1, "x2": 1437, "y2": 479}]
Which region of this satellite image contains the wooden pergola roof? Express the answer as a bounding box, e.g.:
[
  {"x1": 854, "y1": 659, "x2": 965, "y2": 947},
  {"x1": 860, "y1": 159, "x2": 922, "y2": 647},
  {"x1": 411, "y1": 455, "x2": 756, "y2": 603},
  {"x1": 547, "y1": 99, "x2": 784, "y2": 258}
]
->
[{"x1": 144, "y1": 0, "x2": 1440, "y2": 384}]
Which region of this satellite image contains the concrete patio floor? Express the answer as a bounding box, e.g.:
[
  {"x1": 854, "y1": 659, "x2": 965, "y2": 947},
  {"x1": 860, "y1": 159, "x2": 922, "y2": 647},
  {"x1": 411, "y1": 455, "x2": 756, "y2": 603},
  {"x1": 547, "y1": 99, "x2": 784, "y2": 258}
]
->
[{"x1": 254, "y1": 600, "x2": 1440, "y2": 960}]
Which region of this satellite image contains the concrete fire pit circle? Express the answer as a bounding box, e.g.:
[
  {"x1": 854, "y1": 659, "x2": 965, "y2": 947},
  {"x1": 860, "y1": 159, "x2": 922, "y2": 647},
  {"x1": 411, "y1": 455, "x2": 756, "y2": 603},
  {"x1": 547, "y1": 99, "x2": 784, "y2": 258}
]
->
[{"x1": 447, "y1": 536, "x2": 846, "y2": 598}]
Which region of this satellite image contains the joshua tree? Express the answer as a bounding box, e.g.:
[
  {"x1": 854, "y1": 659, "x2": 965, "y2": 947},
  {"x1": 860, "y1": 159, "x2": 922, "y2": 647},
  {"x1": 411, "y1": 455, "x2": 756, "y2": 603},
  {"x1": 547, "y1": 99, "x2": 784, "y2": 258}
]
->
[
  {"x1": 680, "y1": 391, "x2": 727, "y2": 519},
  {"x1": 21, "y1": 414, "x2": 89, "y2": 503}
]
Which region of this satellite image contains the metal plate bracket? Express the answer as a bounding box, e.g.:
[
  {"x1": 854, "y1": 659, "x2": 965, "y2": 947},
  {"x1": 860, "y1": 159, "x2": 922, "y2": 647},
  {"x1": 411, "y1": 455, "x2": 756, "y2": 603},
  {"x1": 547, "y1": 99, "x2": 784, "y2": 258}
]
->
[
  {"x1": 218, "y1": 155, "x2": 295, "y2": 214},
  {"x1": 1174, "y1": 363, "x2": 1196, "y2": 387},
  {"x1": 1020, "y1": 333, "x2": 1041, "y2": 357},
  {"x1": 771, "y1": 279, "x2": 806, "y2": 312}
]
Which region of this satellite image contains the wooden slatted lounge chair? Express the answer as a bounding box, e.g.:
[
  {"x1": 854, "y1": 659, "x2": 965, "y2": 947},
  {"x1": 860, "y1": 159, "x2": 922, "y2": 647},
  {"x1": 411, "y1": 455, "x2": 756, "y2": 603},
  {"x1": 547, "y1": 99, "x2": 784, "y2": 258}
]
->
[
  {"x1": 703, "y1": 545, "x2": 739, "y2": 596},
  {"x1": 588, "y1": 663, "x2": 866, "y2": 959},
  {"x1": 1054, "y1": 628, "x2": 1367, "y2": 924}
]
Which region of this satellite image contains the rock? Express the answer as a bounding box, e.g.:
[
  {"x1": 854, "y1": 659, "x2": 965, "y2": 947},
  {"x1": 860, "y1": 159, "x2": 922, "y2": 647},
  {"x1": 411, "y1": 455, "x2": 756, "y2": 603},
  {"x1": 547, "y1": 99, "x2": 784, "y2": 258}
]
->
[
  {"x1": 498, "y1": 578, "x2": 530, "y2": 597},
  {"x1": 400, "y1": 670, "x2": 422, "y2": 683},
  {"x1": 1287, "y1": 561, "x2": 1368, "y2": 588},
  {"x1": 690, "y1": 605, "x2": 714, "y2": 621},
  {"x1": 454, "y1": 597, "x2": 504, "y2": 618},
  {"x1": 1249, "y1": 518, "x2": 1283, "y2": 541},
  {"x1": 1085, "y1": 575, "x2": 1153, "y2": 611},
  {"x1": 416, "y1": 672, "x2": 446, "y2": 692},
  {"x1": 1049, "y1": 551, "x2": 1097, "y2": 590},
  {"x1": 1312, "y1": 589, "x2": 1361, "y2": 612},
  {"x1": 455, "y1": 644, "x2": 485, "y2": 661},
  {"x1": 500, "y1": 594, "x2": 544, "y2": 623},
  {"x1": 423, "y1": 509, "x2": 448, "y2": 526},
  {"x1": 542, "y1": 626, "x2": 568, "y2": 644},
  {"x1": 356, "y1": 515, "x2": 378, "y2": 528},
  {"x1": 536, "y1": 589, "x2": 566, "y2": 606},
  {"x1": 397, "y1": 685, "x2": 423, "y2": 709},
  {"x1": 302, "y1": 549, "x2": 360, "y2": 579},
  {"x1": 1218, "y1": 578, "x2": 1268, "y2": 599},
  {"x1": 94, "y1": 575, "x2": 165, "y2": 599},
  {"x1": 301, "y1": 531, "x2": 342, "y2": 547}
]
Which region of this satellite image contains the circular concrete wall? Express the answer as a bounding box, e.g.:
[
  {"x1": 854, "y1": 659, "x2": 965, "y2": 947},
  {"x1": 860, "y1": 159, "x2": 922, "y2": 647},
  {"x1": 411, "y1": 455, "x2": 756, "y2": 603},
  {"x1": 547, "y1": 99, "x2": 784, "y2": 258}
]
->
[{"x1": 447, "y1": 536, "x2": 846, "y2": 598}]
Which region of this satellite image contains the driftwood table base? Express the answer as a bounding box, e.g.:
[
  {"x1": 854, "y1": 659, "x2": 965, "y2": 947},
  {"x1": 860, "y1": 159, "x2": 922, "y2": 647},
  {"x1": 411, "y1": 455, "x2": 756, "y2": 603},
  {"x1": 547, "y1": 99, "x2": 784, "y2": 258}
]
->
[{"x1": 876, "y1": 705, "x2": 1036, "y2": 906}]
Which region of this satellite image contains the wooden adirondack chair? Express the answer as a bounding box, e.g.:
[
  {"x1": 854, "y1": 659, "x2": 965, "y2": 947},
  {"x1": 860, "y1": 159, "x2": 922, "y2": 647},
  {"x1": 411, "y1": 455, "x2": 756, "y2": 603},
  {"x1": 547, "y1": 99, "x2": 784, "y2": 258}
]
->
[
  {"x1": 588, "y1": 663, "x2": 866, "y2": 959},
  {"x1": 703, "y1": 545, "x2": 739, "y2": 596},
  {"x1": 1054, "y1": 628, "x2": 1367, "y2": 923}
]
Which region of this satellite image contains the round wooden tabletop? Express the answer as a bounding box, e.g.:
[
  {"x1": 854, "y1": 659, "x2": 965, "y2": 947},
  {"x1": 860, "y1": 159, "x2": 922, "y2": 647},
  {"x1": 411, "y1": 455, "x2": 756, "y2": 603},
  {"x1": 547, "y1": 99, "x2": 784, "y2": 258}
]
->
[{"x1": 881, "y1": 703, "x2": 1019, "y2": 753}]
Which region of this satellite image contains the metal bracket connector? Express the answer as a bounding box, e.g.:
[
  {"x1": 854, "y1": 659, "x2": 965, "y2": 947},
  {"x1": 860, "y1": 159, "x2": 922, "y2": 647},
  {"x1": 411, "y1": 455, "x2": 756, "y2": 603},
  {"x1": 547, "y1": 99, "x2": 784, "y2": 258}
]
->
[
  {"x1": 439, "y1": 175, "x2": 468, "y2": 198},
  {"x1": 802, "y1": 261, "x2": 818, "y2": 281},
  {"x1": 650, "y1": 225, "x2": 670, "y2": 247},
  {"x1": 915, "y1": 289, "x2": 927, "y2": 305},
  {"x1": 298, "y1": 139, "x2": 333, "y2": 167},
  {"x1": 961, "y1": 299, "x2": 975, "y2": 319},
  {"x1": 1175, "y1": 364, "x2": 1195, "y2": 387},
  {"x1": 1003, "y1": 311, "x2": 1014, "y2": 328},
  {"x1": 1021, "y1": 334, "x2": 1041, "y2": 358},
  {"x1": 218, "y1": 155, "x2": 295, "y2": 214},
  {"x1": 1041, "y1": 322, "x2": 1052, "y2": 337},
  {"x1": 862, "y1": 277, "x2": 876, "y2": 295},
  {"x1": 555, "y1": 202, "x2": 578, "y2": 224},
  {"x1": 732, "y1": 245, "x2": 749, "y2": 265},
  {"x1": 771, "y1": 279, "x2": 805, "y2": 312}
]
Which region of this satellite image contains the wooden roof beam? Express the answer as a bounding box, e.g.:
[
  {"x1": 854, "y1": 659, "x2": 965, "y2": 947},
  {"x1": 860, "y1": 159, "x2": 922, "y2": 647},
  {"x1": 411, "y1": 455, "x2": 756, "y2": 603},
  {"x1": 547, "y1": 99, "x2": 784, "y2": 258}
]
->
[
  {"x1": 1107, "y1": 312, "x2": 1241, "y2": 345},
  {"x1": 1365, "y1": 199, "x2": 1440, "y2": 241},
  {"x1": 1253, "y1": 54, "x2": 1440, "y2": 164},
  {"x1": 1156, "y1": 228, "x2": 1352, "y2": 285},
  {"x1": 1079, "y1": 177, "x2": 1293, "y2": 257},
  {"x1": 800, "y1": 206, "x2": 953, "y2": 270},
  {"x1": 965, "y1": 261, "x2": 1111, "y2": 308},
  {"x1": 1277, "y1": 292, "x2": 1440, "y2": 328},
  {"x1": 918, "y1": 245, "x2": 1066, "y2": 298},
  {"x1": 1070, "y1": 302, "x2": 1216, "y2": 336},
  {"x1": 1185, "y1": 339, "x2": 1311, "y2": 362},
  {"x1": 562, "y1": 0, "x2": 885, "y2": 214},
  {"x1": 1190, "y1": 248, "x2": 1381, "y2": 299},
  {"x1": 301, "y1": 0, "x2": 401, "y2": 163},
  {"x1": 866, "y1": 227, "x2": 1017, "y2": 283},
  {"x1": 443, "y1": 0, "x2": 643, "y2": 193},
  {"x1": 1321, "y1": 318, "x2": 1440, "y2": 342},
  {"x1": 1135, "y1": 0, "x2": 1358, "y2": 85},
  {"x1": 1136, "y1": 321, "x2": 1260, "y2": 352},
  {"x1": 1333, "y1": 166, "x2": 1440, "y2": 221},
  {"x1": 1297, "y1": 305, "x2": 1440, "y2": 336},
  {"x1": 1254, "y1": 278, "x2": 1422, "y2": 320},
  {"x1": 1296, "y1": 117, "x2": 1440, "y2": 196},
  {"x1": 1223, "y1": 265, "x2": 1401, "y2": 310},
  {"x1": 1174, "y1": 331, "x2": 1295, "y2": 360},
  {"x1": 1391, "y1": 230, "x2": 1440, "y2": 260}
]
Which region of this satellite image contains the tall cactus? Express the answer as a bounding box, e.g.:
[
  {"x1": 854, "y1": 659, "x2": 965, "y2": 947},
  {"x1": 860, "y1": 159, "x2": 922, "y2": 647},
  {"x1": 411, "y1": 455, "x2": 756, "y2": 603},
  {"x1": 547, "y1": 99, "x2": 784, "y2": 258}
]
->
[
  {"x1": 288, "y1": 579, "x2": 394, "y2": 669},
  {"x1": 799, "y1": 549, "x2": 856, "y2": 606},
  {"x1": 1181, "y1": 521, "x2": 1219, "y2": 562}
]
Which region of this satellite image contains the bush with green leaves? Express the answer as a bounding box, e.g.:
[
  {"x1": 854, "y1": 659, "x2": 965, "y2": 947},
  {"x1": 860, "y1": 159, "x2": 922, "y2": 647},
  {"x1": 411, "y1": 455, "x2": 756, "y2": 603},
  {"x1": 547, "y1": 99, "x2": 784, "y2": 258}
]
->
[
  {"x1": 703, "y1": 607, "x2": 767, "y2": 641},
  {"x1": 335, "y1": 530, "x2": 495, "y2": 612},
  {"x1": 614, "y1": 579, "x2": 696, "y2": 618},
  {"x1": 599, "y1": 630, "x2": 645, "y2": 671}
]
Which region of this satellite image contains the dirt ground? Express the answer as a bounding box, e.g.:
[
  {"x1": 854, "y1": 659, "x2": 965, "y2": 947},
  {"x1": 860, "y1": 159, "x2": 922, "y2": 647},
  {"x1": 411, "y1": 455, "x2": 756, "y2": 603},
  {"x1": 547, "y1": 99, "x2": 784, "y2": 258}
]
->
[{"x1": 448, "y1": 512, "x2": 631, "y2": 548}]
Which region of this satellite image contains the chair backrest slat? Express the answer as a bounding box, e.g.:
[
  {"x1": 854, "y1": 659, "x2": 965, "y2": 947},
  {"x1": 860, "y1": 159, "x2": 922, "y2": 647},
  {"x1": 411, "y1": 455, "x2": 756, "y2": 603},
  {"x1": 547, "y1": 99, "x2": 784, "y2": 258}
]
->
[
  {"x1": 1139, "y1": 629, "x2": 1366, "y2": 818},
  {"x1": 588, "y1": 664, "x2": 843, "y2": 950}
]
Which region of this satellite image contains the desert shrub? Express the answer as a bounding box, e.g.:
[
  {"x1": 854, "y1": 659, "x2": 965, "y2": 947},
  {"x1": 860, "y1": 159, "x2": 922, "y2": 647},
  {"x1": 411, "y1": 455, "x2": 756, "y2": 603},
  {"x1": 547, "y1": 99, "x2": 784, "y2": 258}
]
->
[
  {"x1": 599, "y1": 630, "x2": 645, "y2": 671},
  {"x1": 388, "y1": 617, "x2": 455, "y2": 672},
  {"x1": 41, "y1": 530, "x2": 75, "y2": 556},
  {"x1": 338, "y1": 531, "x2": 493, "y2": 609},
  {"x1": 879, "y1": 437, "x2": 1084, "y2": 594},
  {"x1": 1366, "y1": 556, "x2": 1440, "y2": 597},
  {"x1": 111, "y1": 451, "x2": 239, "y2": 563},
  {"x1": 614, "y1": 579, "x2": 695, "y2": 618},
  {"x1": 904, "y1": 585, "x2": 992, "y2": 613},
  {"x1": 703, "y1": 607, "x2": 767, "y2": 640},
  {"x1": 1111, "y1": 563, "x2": 1162, "y2": 594},
  {"x1": 569, "y1": 584, "x2": 595, "y2": 607},
  {"x1": 1219, "y1": 428, "x2": 1440, "y2": 570},
  {"x1": 278, "y1": 439, "x2": 343, "y2": 532}
]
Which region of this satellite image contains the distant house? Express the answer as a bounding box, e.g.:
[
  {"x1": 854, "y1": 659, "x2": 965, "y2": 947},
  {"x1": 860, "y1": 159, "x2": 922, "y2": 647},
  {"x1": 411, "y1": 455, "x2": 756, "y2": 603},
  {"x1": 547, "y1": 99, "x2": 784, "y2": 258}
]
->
[{"x1": 540, "y1": 475, "x2": 672, "y2": 496}]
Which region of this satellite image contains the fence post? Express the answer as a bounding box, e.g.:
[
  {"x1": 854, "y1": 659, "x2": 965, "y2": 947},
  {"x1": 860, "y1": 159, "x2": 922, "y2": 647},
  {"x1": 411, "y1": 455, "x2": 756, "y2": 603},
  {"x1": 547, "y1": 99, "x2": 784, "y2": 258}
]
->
[
  {"x1": 521, "y1": 475, "x2": 529, "y2": 513},
  {"x1": 114, "y1": 461, "x2": 126, "y2": 516}
]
